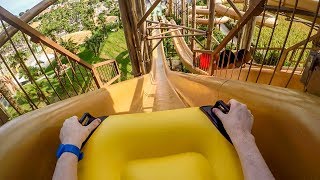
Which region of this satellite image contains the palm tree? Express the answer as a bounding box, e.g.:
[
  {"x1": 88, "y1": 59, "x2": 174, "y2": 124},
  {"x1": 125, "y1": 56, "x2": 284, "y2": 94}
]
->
[
  {"x1": 60, "y1": 38, "x2": 79, "y2": 54},
  {"x1": 85, "y1": 30, "x2": 106, "y2": 57},
  {"x1": 0, "y1": 77, "x2": 24, "y2": 115}
]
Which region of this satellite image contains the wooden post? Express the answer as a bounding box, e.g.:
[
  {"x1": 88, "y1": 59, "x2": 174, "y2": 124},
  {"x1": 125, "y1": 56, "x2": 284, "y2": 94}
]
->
[
  {"x1": 212, "y1": 0, "x2": 266, "y2": 56},
  {"x1": 206, "y1": 0, "x2": 216, "y2": 50},
  {"x1": 168, "y1": 0, "x2": 173, "y2": 16},
  {"x1": 191, "y1": 0, "x2": 197, "y2": 66},
  {"x1": 118, "y1": 0, "x2": 141, "y2": 76},
  {"x1": 92, "y1": 67, "x2": 104, "y2": 88},
  {"x1": 176, "y1": 0, "x2": 179, "y2": 19},
  {"x1": 186, "y1": 2, "x2": 190, "y2": 43},
  {"x1": 131, "y1": 0, "x2": 146, "y2": 74},
  {"x1": 136, "y1": 0, "x2": 147, "y2": 74},
  {"x1": 181, "y1": 0, "x2": 186, "y2": 34},
  {"x1": 244, "y1": 0, "x2": 249, "y2": 11},
  {"x1": 0, "y1": 105, "x2": 9, "y2": 126},
  {"x1": 137, "y1": 0, "x2": 162, "y2": 28},
  {"x1": 240, "y1": 0, "x2": 256, "y2": 50}
]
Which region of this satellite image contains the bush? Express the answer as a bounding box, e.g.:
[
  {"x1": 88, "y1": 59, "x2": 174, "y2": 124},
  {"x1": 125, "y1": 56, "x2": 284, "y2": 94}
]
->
[{"x1": 254, "y1": 50, "x2": 280, "y2": 66}]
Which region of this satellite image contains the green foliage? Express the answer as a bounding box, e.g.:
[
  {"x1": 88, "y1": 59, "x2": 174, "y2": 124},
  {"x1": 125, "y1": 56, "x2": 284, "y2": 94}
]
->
[
  {"x1": 85, "y1": 32, "x2": 106, "y2": 57},
  {"x1": 60, "y1": 38, "x2": 79, "y2": 54},
  {"x1": 173, "y1": 15, "x2": 182, "y2": 25},
  {"x1": 79, "y1": 29, "x2": 133, "y2": 81},
  {"x1": 39, "y1": 1, "x2": 96, "y2": 37},
  {"x1": 109, "y1": 6, "x2": 120, "y2": 18},
  {"x1": 254, "y1": 50, "x2": 280, "y2": 66},
  {"x1": 84, "y1": 23, "x2": 118, "y2": 57},
  {"x1": 253, "y1": 15, "x2": 316, "y2": 66},
  {"x1": 253, "y1": 16, "x2": 315, "y2": 48},
  {"x1": 196, "y1": 0, "x2": 206, "y2": 6},
  {"x1": 213, "y1": 29, "x2": 225, "y2": 43},
  {"x1": 211, "y1": 29, "x2": 232, "y2": 50}
]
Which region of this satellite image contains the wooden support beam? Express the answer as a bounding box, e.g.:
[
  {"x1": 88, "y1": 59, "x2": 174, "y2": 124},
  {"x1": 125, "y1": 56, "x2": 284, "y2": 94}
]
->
[
  {"x1": 276, "y1": 32, "x2": 320, "y2": 71},
  {"x1": 146, "y1": 20, "x2": 206, "y2": 33},
  {"x1": 191, "y1": 0, "x2": 197, "y2": 66},
  {"x1": 193, "y1": 49, "x2": 215, "y2": 54},
  {"x1": 128, "y1": 0, "x2": 146, "y2": 74},
  {"x1": 151, "y1": 39, "x2": 164, "y2": 52},
  {"x1": 137, "y1": 0, "x2": 162, "y2": 28},
  {"x1": 147, "y1": 33, "x2": 206, "y2": 40},
  {"x1": 168, "y1": 0, "x2": 173, "y2": 15},
  {"x1": 194, "y1": 36, "x2": 206, "y2": 49},
  {"x1": 0, "y1": 0, "x2": 57, "y2": 47},
  {"x1": 226, "y1": 0, "x2": 243, "y2": 18},
  {"x1": 182, "y1": 0, "x2": 186, "y2": 34},
  {"x1": 240, "y1": 0, "x2": 256, "y2": 50},
  {"x1": 212, "y1": 0, "x2": 266, "y2": 56},
  {"x1": 147, "y1": 26, "x2": 180, "y2": 29},
  {"x1": 118, "y1": 0, "x2": 141, "y2": 76},
  {"x1": 206, "y1": 0, "x2": 216, "y2": 50},
  {"x1": 286, "y1": 32, "x2": 320, "y2": 52},
  {"x1": 150, "y1": 28, "x2": 183, "y2": 38}
]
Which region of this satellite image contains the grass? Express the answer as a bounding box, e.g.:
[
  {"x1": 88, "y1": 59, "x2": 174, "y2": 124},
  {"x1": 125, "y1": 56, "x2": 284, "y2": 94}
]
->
[
  {"x1": 78, "y1": 29, "x2": 133, "y2": 81},
  {"x1": 100, "y1": 30, "x2": 133, "y2": 81},
  {"x1": 253, "y1": 16, "x2": 316, "y2": 49},
  {"x1": 252, "y1": 15, "x2": 316, "y2": 66}
]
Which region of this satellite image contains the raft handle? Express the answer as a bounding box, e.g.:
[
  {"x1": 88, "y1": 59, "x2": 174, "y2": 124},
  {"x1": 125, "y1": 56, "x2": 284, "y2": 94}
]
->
[
  {"x1": 200, "y1": 100, "x2": 232, "y2": 144},
  {"x1": 79, "y1": 112, "x2": 108, "y2": 148}
]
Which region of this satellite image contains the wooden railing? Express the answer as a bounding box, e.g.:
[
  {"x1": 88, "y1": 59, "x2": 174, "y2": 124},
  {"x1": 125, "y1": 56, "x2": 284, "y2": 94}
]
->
[
  {"x1": 0, "y1": 6, "x2": 120, "y2": 120},
  {"x1": 93, "y1": 60, "x2": 121, "y2": 86},
  {"x1": 184, "y1": 0, "x2": 320, "y2": 90}
]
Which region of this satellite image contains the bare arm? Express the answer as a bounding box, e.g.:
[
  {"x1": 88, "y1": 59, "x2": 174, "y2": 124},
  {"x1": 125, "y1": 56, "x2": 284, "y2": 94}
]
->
[
  {"x1": 52, "y1": 116, "x2": 101, "y2": 180},
  {"x1": 213, "y1": 99, "x2": 274, "y2": 180}
]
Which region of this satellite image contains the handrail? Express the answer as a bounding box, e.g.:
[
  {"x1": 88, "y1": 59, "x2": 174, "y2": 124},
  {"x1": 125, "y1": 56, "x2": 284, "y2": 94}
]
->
[
  {"x1": 0, "y1": 0, "x2": 57, "y2": 47},
  {"x1": 0, "y1": 6, "x2": 121, "y2": 119},
  {"x1": 92, "y1": 60, "x2": 117, "y2": 68},
  {"x1": 0, "y1": 6, "x2": 93, "y2": 69},
  {"x1": 93, "y1": 59, "x2": 121, "y2": 86}
]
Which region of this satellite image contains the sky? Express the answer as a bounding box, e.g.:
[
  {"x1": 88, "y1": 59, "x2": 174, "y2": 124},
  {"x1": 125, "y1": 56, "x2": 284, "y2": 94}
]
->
[{"x1": 0, "y1": 0, "x2": 43, "y2": 15}]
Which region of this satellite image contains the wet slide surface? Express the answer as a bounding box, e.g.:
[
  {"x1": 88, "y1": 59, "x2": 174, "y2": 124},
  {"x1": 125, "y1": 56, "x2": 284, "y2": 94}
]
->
[{"x1": 152, "y1": 40, "x2": 186, "y2": 111}]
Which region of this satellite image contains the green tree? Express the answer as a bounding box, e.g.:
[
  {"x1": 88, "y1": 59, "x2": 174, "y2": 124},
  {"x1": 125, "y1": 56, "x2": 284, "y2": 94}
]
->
[
  {"x1": 85, "y1": 32, "x2": 105, "y2": 57},
  {"x1": 60, "y1": 38, "x2": 79, "y2": 54},
  {"x1": 0, "y1": 78, "x2": 24, "y2": 115}
]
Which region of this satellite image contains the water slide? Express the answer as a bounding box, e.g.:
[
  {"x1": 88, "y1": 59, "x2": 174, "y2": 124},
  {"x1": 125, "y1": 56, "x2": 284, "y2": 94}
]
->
[
  {"x1": 193, "y1": 0, "x2": 277, "y2": 28},
  {"x1": 0, "y1": 23, "x2": 320, "y2": 179},
  {"x1": 267, "y1": 0, "x2": 320, "y2": 23},
  {"x1": 194, "y1": 0, "x2": 320, "y2": 26},
  {"x1": 169, "y1": 19, "x2": 304, "y2": 90}
]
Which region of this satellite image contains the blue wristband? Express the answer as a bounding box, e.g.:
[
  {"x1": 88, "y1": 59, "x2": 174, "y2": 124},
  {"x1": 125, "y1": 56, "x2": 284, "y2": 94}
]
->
[{"x1": 56, "y1": 144, "x2": 84, "y2": 161}]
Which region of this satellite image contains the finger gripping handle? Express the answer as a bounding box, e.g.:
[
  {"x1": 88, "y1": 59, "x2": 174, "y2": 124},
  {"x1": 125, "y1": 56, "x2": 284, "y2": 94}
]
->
[
  {"x1": 79, "y1": 113, "x2": 108, "y2": 148},
  {"x1": 200, "y1": 100, "x2": 232, "y2": 144}
]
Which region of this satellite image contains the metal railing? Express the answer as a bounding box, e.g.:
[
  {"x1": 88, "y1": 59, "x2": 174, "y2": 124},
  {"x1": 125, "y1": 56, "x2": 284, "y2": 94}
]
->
[
  {"x1": 93, "y1": 60, "x2": 121, "y2": 86},
  {"x1": 184, "y1": 0, "x2": 320, "y2": 90},
  {"x1": 0, "y1": 6, "x2": 120, "y2": 120}
]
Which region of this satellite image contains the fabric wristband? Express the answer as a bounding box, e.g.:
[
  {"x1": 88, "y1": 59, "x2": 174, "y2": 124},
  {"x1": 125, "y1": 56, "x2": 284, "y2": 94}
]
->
[{"x1": 56, "y1": 144, "x2": 83, "y2": 161}]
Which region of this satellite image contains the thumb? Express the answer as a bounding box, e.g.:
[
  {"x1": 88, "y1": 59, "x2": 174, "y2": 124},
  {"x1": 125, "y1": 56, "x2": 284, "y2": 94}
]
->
[
  {"x1": 212, "y1": 108, "x2": 226, "y2": 120},
  {"x1": 86, "y1": 119, "x2": 101, "y2": 132}
]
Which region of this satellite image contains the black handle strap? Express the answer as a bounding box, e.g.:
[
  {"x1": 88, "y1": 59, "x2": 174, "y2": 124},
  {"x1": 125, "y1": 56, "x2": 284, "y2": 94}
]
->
[
  {"x1": 79, "y1": 112, "x2": 108, "y2": 148},
  {"x1": 200, "y1": 100, "x2": 232, "y2": 144}
]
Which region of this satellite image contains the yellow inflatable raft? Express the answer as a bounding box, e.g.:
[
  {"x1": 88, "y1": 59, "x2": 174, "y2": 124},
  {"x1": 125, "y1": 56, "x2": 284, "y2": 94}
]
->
[{"x1": 78, "y1": 107, "x2": 243, "y2": 180}]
